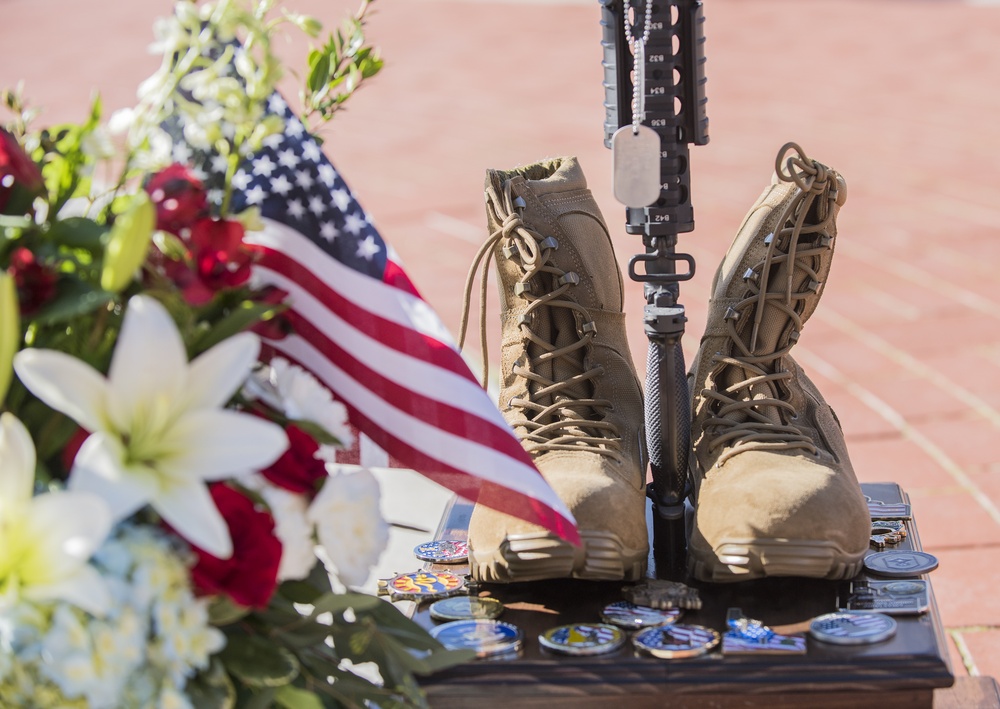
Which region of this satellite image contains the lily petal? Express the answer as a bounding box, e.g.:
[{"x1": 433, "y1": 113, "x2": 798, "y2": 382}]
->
[
  {"x1": 159, "y1": 409, "x2": 288, "y2": 481},
  {"x1": 106, "y1": 295, "x2": 187, "y2": 432},
  {"x1": 156, "y1": 481, "x2": 233, "y2": 559},
  {"x1": 12, "y1": 349, "x2": 107, "y2": 432},
  {"x1": 186, "y1": 332, "x2": 260, "y2": 410},
  {"x1": 0, "y1": 412, "x2": 36, "y2": 507},
  {"x1": 69, "y1": 432, "x2": 159, "y2": 521},
  {"x1": 26, "y1": 563, "x2": 111, "y2": 617},
  {"x1": 23, "y1": 492, "x2": 112, "y2": 579}
]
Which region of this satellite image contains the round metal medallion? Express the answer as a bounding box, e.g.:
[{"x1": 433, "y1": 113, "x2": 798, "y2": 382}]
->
[
  {"x1": 601, "y1": 601, "x2": 682, "y2": 629},
  {"x1": 430, "y1": 619, "x2": 522, "y2": 658},
  {"x1": 882, "y1": 580, "x2": 927, "y2": 596},
  {"x1": 864, "y1": 550, "x2": 939, "y2": 578},
  {"x1": 538, "y1": 623, "x2": 626, "y2": 656},
  {"x1": 413, "y1": 539, "x2": 469, "y2": 564},
  {"x1": 429, "y1": 596, "x2": 504, "y2": 621},
  {"x1": 632, "y1": 624, "x2": 720, "y2": 659},
  {"x1": 809, "y1": 611, "x2": 897, "y2": 645},
  {"x1": 385, "y1": 570, "x2": 465, "y2": 602}
]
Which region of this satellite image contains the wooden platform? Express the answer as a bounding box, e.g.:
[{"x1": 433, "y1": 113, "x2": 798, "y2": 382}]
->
[{"x1": 411, "y1": 482, "x2": 983, "y2": 708}]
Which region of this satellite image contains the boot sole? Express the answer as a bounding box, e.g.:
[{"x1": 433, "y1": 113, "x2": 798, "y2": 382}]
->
[
  {"x1": 687, "y1": 538, "x2": 866, "y2": 583},
  {"x1": 469, "y1": 531, "x2": 647, "y2": 583}
]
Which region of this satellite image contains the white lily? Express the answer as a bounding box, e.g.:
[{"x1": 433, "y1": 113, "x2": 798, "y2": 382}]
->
[
  {"x1": 13, "y1": 295, "x2": 288, "y2": 558},
  {"x1": 0, "y1": 413, "x2": 112, "y2": 616}
]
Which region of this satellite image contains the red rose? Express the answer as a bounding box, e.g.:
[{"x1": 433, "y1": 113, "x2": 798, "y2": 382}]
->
[
  {"x1": 189, "y1": 483, "x2": 282, "y2": 609},
  {"x1": 145, "y1": 163, "x2": 209, "y2": 235},
  {"x1": 261, "y1": 425, "x2": 327, "y2": 496},
  {"x1": 0, "y1": 128, "x2": 44, "y2": 214},
  {"x1": 7, "y1": 246, "x2": 57, "y2": 315},
  {"x1": 189, "y1": 217, "x2": 253, "y2": 291}
]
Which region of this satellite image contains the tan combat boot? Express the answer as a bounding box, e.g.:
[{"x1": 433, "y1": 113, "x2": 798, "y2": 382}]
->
[
  {"x1": 460, "y1": 157, "x2": 648, "y2": 583},
  {"x1": 687, "y1": 143, "x2": 870, "y2": 583}
]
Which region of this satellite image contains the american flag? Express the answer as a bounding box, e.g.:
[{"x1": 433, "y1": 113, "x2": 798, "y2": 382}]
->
[{"x1": 171, "y1": 93, "x2": 578, "y2": 543}]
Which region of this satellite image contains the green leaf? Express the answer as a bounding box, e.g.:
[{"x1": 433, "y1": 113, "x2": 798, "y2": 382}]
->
[
  {"x1": 209, "y1": 594, "x2": 252, "y2": 626},
  {"x1": 186, "y1": 659, "x2": 237, "y2": 709},
  {"x1": 279, "y1": 579, "x2": 324, "y2": 605},
  {"x1": 47, "y1": 217, "x2": 107, "y2": 251},
  {"x1": 29, "y1": 279, "x2": 113, "y2": 326},
  {"x1": 188, "y1": 300, "x2": 276, "y2": 355},
  {"x1": 274, "y1": 685, "x2": 325, "y2": 709},
  {"x1": 287, "y1": 418, "x2": 343, "y2": 447},
  {"x1": 308, "y1": 52, "x2": 331, "y2": 95},
  {"x1": 218, "y1": 635, "x2": 300, "y2": 688},
  {"x1": 309, "y1": 592, "x2": 382, "y2": 617}
]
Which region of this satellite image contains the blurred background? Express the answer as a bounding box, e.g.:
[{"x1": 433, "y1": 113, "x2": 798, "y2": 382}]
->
[{"x1": 3, "y1": 0, "x2": 1000, "y2": 683}]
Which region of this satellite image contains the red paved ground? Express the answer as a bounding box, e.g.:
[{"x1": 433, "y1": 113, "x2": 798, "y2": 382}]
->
[{"x1": 4, "y1": 0, "x2": 1000, "y2": 687}]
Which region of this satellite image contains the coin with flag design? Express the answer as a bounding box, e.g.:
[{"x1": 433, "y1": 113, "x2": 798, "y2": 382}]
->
[
  {"x1": 413, "y1": 539, "x2": 470, "y2": 564},
  {"x1": 632, "y1": 624, "x2": 720, "y2": 659},
  {"x1": 601, "y1": 601, "x2": 682, "y2": 628},
  {"x1": 810, "y1": 611, "x2": 897, "y2": 645},
  {"x1": 539, "y1": 623, "x2": 626, "y2": 656}
]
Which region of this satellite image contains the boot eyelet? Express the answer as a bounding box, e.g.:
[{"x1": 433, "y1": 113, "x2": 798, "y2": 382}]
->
[{"x1": 540, "y1": 236, "x2": 559, "y2": 250}]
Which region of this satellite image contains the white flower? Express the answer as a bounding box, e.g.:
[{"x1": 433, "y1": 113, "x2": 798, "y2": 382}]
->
[
  {"x1": 308, "y1": 466, "x2": 389, "y2": 588},
  {"x1": 12, "y1": 295, "x2": 288, "y2": 558},
  {"x1": 244, "y1": 476, "x2": 316, "y2": 581},
  {"x1": 0, "y1": 413, "x2": 112, "y2": 616},
  {"x1": 246, "y1": 356, "x2": 354, "y2": 456}
]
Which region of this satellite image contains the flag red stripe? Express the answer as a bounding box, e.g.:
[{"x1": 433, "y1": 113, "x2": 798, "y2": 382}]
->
[{"x1": 253, "y1": 245, "x2": 476, "y2": 385}]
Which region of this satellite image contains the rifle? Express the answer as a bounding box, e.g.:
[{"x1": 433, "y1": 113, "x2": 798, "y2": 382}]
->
[{"x1": 599, "y1": 0, "x2": 708, "y2": 577}]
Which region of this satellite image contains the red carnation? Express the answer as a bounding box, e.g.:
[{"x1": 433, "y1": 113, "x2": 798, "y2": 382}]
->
[
  {"x1": 188, "y1": 483, "x2": 282, "y2": 609},
  {"x1": 7, "y1": 246, "x2": 57, "y2": 315},
  {"x1": 145, "y1": 163, "x2": 209, "y2": 235},
  {"x1": 0, "y1": 128, "x2": 44, "y2": 214},
  {"x1": 189, "y1": 217, "x2": 253, "y2": 291},
  {"x1": 261, "y1": 425, "x2": 328, "y2": 496}
]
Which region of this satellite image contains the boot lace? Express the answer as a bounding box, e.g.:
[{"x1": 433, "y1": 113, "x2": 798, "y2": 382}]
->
[
  {"x1": 459, "y1": 181, "x2": 622, "y2": 460},
  {"x1": 702, "y1": 142, "x2": 841, "y2": 464}
]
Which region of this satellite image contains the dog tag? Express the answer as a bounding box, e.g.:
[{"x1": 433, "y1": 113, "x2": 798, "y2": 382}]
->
[{"x1": 612, "y1": 125, "x2": 661, "y2": 208}]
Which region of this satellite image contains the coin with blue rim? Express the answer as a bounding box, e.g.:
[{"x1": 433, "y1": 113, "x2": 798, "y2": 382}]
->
[{"x1": 430, "y1": 619, "x2": 522, "y2": 658}]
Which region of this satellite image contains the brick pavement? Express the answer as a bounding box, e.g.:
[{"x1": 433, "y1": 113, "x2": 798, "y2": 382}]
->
[{"x1": 4, "y1": 0, "x2": 1000, "y2": 689}]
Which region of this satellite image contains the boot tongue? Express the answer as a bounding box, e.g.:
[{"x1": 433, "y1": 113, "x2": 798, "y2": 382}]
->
[{"x1": 720, "y1": 240, "x2": 810, "y2": 426}]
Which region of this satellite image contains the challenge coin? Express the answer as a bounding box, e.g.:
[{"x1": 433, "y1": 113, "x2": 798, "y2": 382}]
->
[
  {"x1": 429, "y1": 596, "x2": 504, "y2": 621},
  {"x1": 413, "y1": 539, "x2": 469, "y2": 564},
  {"x1": 864, "y1": 550, "x2": 939, "y2": 578},
  {"x1": 430, "y1": 619, "x2": 522, "y2": 658},
  {"x1": 538, "y1": 623, "x2": 626, "y2": 656},
  {"x1": 601, "y1": 601, "x2": 682, "y2": 628},
  {"x1": 809, "y1": 611, "x2": 897, "y2": 645},
  {"x1": 380, "y1": 570, "x2": 465, "y2": 602},
  {"x1": 632, "y1": 624, "x2": 720, "y2": 659}
]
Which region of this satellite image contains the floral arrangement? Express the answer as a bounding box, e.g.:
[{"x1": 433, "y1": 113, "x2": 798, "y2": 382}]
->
[{"x1": 0, "y1": 1, "x2": 472, "y2": 707}]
